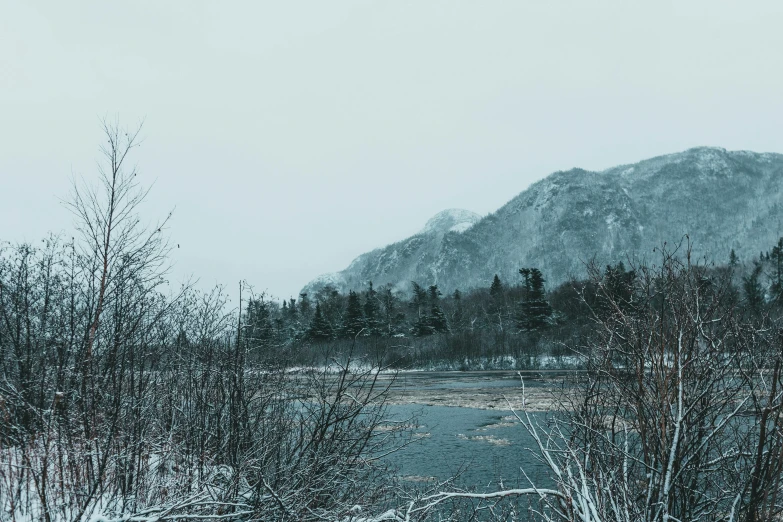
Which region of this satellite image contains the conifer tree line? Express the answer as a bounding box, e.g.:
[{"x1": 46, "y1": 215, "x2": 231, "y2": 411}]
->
[
  {"x1": 235, "y1": 242, "x2": 783, "y2": 369},
  {"x1": 246, "y1": 268, "x2": 555, "y2": 346}
]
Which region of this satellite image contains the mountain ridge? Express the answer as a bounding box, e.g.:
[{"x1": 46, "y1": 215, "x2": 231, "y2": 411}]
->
[{"x1": 302, "y1": 147, "x2": 783, "y2": 296}]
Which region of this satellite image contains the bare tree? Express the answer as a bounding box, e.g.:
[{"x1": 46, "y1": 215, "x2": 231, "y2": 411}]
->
[
  {"x1": 1, "y1": 121, "x2": 408, "y2": 522},
  {"x1": 374, "y1": 244, "x2": 783, "y2": 522}
]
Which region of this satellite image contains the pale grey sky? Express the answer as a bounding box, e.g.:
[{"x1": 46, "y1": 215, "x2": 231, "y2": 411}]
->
[{"x1": 3, "y1": 1, "x2": 783, "y2": 300}]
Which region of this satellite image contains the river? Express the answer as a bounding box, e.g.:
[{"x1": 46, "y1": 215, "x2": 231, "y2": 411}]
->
[{"x1": 380, "y1": 371, "x2": 573, "y2": 489}]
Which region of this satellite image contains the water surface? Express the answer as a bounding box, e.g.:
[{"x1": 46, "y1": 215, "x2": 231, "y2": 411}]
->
[{"x1": 382, "y1": 372, "x2": 563, "y2": 489}]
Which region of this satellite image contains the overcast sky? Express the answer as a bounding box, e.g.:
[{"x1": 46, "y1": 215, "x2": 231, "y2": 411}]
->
[{"x1": 3, "y1": 1, "x2": 783, "y2": 300}]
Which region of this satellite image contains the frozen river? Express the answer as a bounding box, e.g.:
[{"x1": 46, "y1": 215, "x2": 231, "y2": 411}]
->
[{"x1": 380, "y1": 371, "x2": 573, "y2": 489}]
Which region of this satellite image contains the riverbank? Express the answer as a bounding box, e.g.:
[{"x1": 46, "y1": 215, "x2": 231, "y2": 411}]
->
[{"x1": 379, "y1": 370, "x2": 578, "y2": 412}]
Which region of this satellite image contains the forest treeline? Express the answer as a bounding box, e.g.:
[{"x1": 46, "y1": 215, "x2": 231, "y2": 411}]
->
[{"x1": 245, "y1": 241, "x2": 783, "y2": 370}]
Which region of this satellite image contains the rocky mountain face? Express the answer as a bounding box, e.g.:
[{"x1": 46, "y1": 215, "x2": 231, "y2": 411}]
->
[{"x1": 303, "y1": 147, "x2": 783, "y2": 296}]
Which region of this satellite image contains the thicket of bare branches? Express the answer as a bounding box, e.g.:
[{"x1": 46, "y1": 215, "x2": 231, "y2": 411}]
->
[
  {"x1": 382, "y1": 246, "x2": 783, "y2": 522},
  {"x1": 543, "y1": 246, "x2": 783, "y2": 522},
  {"x1": 0, "y1": 122, "x2": 404, "y2": 522}
]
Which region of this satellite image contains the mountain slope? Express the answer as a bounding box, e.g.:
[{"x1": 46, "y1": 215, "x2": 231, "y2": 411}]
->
[{"x1": 303, "y1": 147, "x2": 783, "y2": 295}]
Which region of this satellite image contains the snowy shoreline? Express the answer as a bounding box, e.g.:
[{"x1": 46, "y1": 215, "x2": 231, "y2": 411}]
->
[{"x1": 380, "y1": 370, "x2": 574, "y2": 412}]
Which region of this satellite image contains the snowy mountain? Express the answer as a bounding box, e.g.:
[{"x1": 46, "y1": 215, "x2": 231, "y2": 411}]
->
[
  {"x1": 303, "y1": 147, "x2": 783, "y2": 295},
  {"x1": 420, "y1": 209, "x2": 481, "y2": 234}
]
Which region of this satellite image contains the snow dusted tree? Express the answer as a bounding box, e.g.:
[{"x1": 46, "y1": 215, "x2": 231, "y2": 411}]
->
[
  {"x1": 450, "y1": 288, "x2": 466, "y2": 333},
  {"x1": 428, "y1": 285, "x2": 449, "y2": 334},
  {"x1": 244, "y1": 295, "x2": 274, "y2": 351},
  {"x1": 518, "y1": 267, "x2": 552, "y2": 331},
  {"x1": 307, "y1": 302, "x2": 333, "y2": 341},
  {"x1": 489, "y1": 274, "x2": 504, "y2": 300},
  {"x1": 379, "y1": 284, "x2": 406, "y2": 337},
  {"x1": 315, "y1": 284, "x2": 344, "y2": 333},
  {"x1": 744, "y1": 261, "x2": 764, "y2": 314},
  {"x1": 410, "y1": 281, "x2": 432, "y2": 336},
  {"x1": 340, "y1": 290, "x2": 365, "y2": 338},
  {"x1": 488, "y1": 274, "x2": 508, "y2": 330},
  {"x1": 298, "y1": 291, "x2": 312, "y2": 318},
  {"x1": 363, "y1": 281, "x2": 383, "y2": 336},
  {"x1": 410, "y1": 281, "x2": 428, "y2": 318},
  {"x1": 769, "y1": 237, "x2": 783, "y2": 304}
]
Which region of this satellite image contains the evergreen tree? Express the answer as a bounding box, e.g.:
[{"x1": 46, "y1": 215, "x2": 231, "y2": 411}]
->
[
  {"x1": 729, "y1": 248, "x2": 738, "y2": 266},
  {"x1": 518, "y1": 268, "x2": 552, "y2": 331},
  {"x1": 410, "y1": 281, "x2": 428, "y2": 318},
  {"x1": 307, "y1": 303, "x2": 333, "y2": 341},
  {"x1": 316, "y1": 285, "x2": 343, "y2": 331},
  {"x1": 489, "y1": 274, "x2": 504, "y2": 300},
  {"x1": 274, "y1": 317, "x2": 285, "y2": 341},
  {"x1": 298, "y1": 292, "x2": 311, "y2": 318},
  {"x1": 451, "y1": 289, "x2": 466, "y2": 332},
  {"x1": 363, "y1": 281, "x2": 383, "y2": 336},
  {"x1": 770, "y1": 238, "x2": 783, "y2": 303},
  {"x1": 743, "y1": 262, "x2": 764, "y2": 314},
  {"x1": 341, "y1": 290, "x2": 365, "y2": 338},
  {"x1": 428, "y1": 285, "x2": 449, "y2": 333},
  {"x1": 488, "y1": 274, "x2": 506, "y2": 329},
  {"x1": 380, "y1": 285, "x2": 405, "y2": 337},
  {"x1": 410, "y1": 283, "x2": 434, "y2": 336},
  {"x1": 602, "y1": 262, "x2": 636, "y2": 314},
  {"x1": 411, "y1": 315, "x2": 434, "y2": 337},
  {"x1": 245, "y1": 297, "x2": 274, "y2": 350}
]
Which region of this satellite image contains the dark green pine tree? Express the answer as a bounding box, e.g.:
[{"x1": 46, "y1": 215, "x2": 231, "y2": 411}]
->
[
  {"x1": 488, "y1": 274, "x2": 506, "y2": 329},
  {"x1": 490, "y1": 274, "x2": 504, "y2": 300},
  {"x1": 411, "y1": 313, "x2": 433, "y2": 336},
  {"x1": 410, "y1": 281, "x2": 432, "y2": 336},
  {"x1": 284, "y1": 297, "x2": 299, "y2": 340},
  {"x1": 341, "y1": 290, "x2": 366, "y2": 338},
  {"x1": 380, "y1": 285, "x2": 405, "y2": 337},
  {"x1": 602, "y1": 262, "x2": 636, "y2": 315},
  {"x1": 518, "y1": 268, "x2": 552, "y2": 331},
  {"x1": 428, "y1": 285, "x2": 449, "y2": 333},
  {"x1": 363, "y1": 282, "x2": 383, "y2": 336},
  {"x1": 410, "y1": 282, "x2": 428, "y2": 317},
  {"x1": 729, "y1": 248, "x2": 738, "y2": 267},
  {"x1": 274, "y1": 316, "x2": 284, "y2": 342},
  {"x1": 307, "y1": 302, "x2": 333, "y2": 341},
  {"x1": 770, "y1": 238, "x2": 783, "y2": 304},
  {"x1": 245, "y1": 297, "x2": 274, "y2": 350},
  {"x1": 451, "y1": 289, "x2": 465, "y2": 333},
  {"x1": 743, "y1": 262, "x2": 765, "y2": 315},
  {"x1": 315, "y1": 285, "x2": 342, "y2": 326},
  {"x1": 298, "y1": 292, "x2": 312, "y2": 318}
]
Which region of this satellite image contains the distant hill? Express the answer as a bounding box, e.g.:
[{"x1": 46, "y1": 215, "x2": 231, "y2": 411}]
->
[{"x1": 303, "y1": 147, "x2": 783, "y2": 295}]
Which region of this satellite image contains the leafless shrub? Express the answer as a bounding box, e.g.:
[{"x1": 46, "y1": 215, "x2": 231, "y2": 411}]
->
[
  {"x1": 374, "y1": 244, "x2": 783, "y2": 521},
  {"x1": 0, "y1": 121, "x2": 407, "y2": 522}
]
